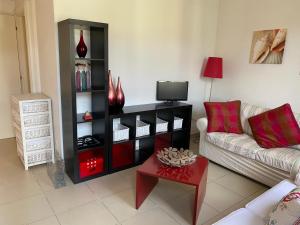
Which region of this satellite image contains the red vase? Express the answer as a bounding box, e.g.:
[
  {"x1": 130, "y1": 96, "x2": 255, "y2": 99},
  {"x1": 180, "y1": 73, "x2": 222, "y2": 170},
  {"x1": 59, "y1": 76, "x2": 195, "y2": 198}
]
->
[
  {"x1": 76, "y1": 30, "x2": 87, "y2": 58},
  {"x1": 116, "y1": 77, "x2": 125, "y2": 110},
  {"x1": 108, "y1": 70, "x2": 117, "y2": 110}
]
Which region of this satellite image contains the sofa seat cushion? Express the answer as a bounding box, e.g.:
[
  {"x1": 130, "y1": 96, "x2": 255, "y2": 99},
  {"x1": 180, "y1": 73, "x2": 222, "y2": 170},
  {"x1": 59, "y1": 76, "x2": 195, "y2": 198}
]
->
[
  {"x1": 206, "y1": 133, "x2": 300, "y2": 172},
  {"x1": 246, "y1": 180, "x2": 296, "y2": 219},
  {"x1": 206, "y1": 132, "x2": 263, "y2": 160},
  {"x1": 255, "y1": 147, "x2": 300, "y2": 172},
  {"x1": 213, "y1": 208, "x2": 264, "y2": 225}
]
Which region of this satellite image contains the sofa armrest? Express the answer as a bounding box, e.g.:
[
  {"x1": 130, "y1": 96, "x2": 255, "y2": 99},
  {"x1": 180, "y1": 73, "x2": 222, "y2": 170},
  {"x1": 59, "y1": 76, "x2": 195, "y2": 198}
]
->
[
  {"x1": 196, "y1": 117, "x2": 208, "y2": 133},
  {"x1": 291, "y1": 157, "x2": 300, "y2": 185},
  {"x1": 295, "y1": 172, "x2": 300, "y2": 186},
  {"x1": 197, "y1": 118, "x2": 208, "y2": 154}
]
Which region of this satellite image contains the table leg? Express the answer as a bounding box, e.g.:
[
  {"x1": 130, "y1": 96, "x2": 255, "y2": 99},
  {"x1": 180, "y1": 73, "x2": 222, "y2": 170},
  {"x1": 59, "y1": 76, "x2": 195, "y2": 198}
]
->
[
  {"x1": 136, "y1": 171, "x2": 158, "y2": 209},
  {"x1": 193, "y1": 172, "x2": 207, "y2": 225}
]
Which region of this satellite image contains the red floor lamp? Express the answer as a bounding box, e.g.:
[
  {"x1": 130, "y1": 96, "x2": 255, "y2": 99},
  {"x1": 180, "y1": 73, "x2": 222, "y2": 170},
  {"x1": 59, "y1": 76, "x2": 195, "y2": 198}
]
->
[{"x1": 203, "y1": 57, "x2": 223, "y2": 101}]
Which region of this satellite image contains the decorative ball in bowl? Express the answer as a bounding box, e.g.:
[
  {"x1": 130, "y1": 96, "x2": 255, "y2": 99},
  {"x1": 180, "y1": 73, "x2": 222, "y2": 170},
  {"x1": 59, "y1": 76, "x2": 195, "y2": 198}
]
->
[{"x1": 156, "y1": 147, "x2": 197, "y2": 167}]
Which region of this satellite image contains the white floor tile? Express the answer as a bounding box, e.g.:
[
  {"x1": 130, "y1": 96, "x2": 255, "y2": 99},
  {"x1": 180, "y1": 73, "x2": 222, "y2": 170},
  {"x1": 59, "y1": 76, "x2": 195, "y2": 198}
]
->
[
  {"x1": 0, "y1": 176, "x2": 42, "y2": 205},
  {"x1": 0, "y1": 138, "x2": 272, "y2": 225},
  {"x1": 28, "y1": 216, "x2": 60, "y2": 225},
  {"x1": 102, "y1": 188, "x2": 156, "y2": 222},
  {"x1": 57, "y1": 201, "x2": 119, "y2": 225},
  {"x1": 157, "y1": 190, "x2": 219, "y2": 225},
  {"x1": 149, "y1": 179, "x2": 190, "y2": 205},
  {"x1": 207, "y1": 162, "x2": 230, "y2": 181},
  {"x1": 0, "y1": 195, "x2": 53, "y2": 225},
  {"x1": 45, "y1": 183, "x2": 96, "y2": 213},
  {"x1": 204, "y1": 182, "x2": 244, "y2": 212},
  {"x1": 122, "y1": 207, "x2": 180, "y2": 225},
  {"x1": 86, "y1": 173, "x2": 132, "y2": 199},
  {"x1": 215, "y1": 172, "x2": 267, "y2": 197}
]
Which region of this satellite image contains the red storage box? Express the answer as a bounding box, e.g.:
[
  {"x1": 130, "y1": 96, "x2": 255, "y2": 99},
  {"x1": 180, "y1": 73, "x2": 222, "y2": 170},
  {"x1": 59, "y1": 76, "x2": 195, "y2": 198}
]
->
[
  {"x1": 112, "y1": 141, "x2": 134, "y2": 169},
  {"x1": 79, "y1": 148, "x2": 104, "y2": 179},
  {"x1": 155, "y1": 133, "x2": 172, "y2": 152}
]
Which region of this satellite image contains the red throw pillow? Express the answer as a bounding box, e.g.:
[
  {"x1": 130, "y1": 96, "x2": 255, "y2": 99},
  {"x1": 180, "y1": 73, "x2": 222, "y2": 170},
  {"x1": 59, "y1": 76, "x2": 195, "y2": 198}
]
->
[
  {"x1": 204, "y1": 100, "x2": 243, "y2": 134},
  {"x1": 248, "y1": 103, "x2": 300, "y2": 149}
]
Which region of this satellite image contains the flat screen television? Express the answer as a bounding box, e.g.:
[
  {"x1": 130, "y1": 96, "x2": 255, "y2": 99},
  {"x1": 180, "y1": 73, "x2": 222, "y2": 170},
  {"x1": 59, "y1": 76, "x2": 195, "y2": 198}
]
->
[{"x1": 156, "y1": 81, "x2": 189, "y2": 102}]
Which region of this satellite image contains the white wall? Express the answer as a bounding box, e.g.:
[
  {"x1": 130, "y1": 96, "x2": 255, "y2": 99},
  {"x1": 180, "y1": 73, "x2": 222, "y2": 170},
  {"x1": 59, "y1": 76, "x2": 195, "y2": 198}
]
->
[
  {"x1": 0, "y1": 0, "x2": 15, "y2": 15},
  {"x1": 53, "y1": 0, "x2": 220, "y2": 134},
  {"x1": 213, "y1": 0, "x2": 300, "y2": 111},
  {"x1": 34, "y1": 0, "x2": 62, "y2": 156}
]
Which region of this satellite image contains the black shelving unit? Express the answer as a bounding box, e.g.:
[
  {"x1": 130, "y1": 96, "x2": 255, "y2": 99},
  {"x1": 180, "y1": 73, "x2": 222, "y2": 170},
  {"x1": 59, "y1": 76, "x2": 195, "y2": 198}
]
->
[
  {"x1": 58, "y1": 19, "x2": 192, "y2": 184},
  {"x1": 58, "y1": 19, "x2": 109, "y2": 183},
  {"x1": 109, "y1": 102, "x2": 192, "y2": 173}
]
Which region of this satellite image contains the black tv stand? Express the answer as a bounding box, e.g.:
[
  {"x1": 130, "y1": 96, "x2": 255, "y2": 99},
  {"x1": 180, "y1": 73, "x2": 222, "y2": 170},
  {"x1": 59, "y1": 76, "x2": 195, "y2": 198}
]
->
[
  {"x1": 161, "y1": 101, "x2": 177, "y2": 106},
  {"x1": 108, "y1": 102, "x2": 192, "y2": 173}
]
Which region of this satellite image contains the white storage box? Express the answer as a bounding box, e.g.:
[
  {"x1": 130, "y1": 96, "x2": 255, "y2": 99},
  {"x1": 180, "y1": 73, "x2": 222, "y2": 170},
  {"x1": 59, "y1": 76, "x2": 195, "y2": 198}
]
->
[
  {"x1": 173, "y1": 116, "x2": 183, "y2": 130},
  {"x1": 136, "y1": 120, "x2": 150, "y2": 137},
  {"x1": 22, "y1": 101, "x2": 49, "y2": 114},
  {"x1": 24, "y1": 114, "x2": 50, "y2": 127},
  {"x1": 24, "y1": 126, "x2": 51, "y2": 139},
  {"x1": 113, "y1": 123, "x2": 130, "y2": 142},
  {"x1": 11, "y1": 94, "x2": 55, "y2": 170},
  {"x1": 156, "y1": 118, "x2": 168, "y2": 133}
]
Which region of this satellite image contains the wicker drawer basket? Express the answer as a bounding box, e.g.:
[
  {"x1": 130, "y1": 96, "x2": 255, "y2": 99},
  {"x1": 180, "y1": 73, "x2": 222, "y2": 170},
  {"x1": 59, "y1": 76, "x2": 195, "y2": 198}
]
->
[
  {"x1": 136, "y1": 120, "x2": 150, "y2": 137},
  {"x1": 11, "y1": 94, "x2": 54, "y2": 170},
  {"x1": 113, "y1": 123, "x2": 130, "y2": 142},
  {"x1": 24, "y1": 126, "x2": 51, "y2": 139},
  {"x1": 22, "y1": 101, "x2": 49, "y2": 114},
  {"x1": 173, "y1": 117, "x2": 183, "y2": 130},
  {"x1": 156, "y1": 118, "x2": 168, "y2": 133}
]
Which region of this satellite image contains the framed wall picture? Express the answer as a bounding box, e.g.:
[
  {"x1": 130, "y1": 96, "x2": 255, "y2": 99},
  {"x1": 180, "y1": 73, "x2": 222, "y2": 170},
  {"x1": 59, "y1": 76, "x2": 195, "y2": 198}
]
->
[{"x1": 249, "y1": 29, "x2": 287, "y2": 64}]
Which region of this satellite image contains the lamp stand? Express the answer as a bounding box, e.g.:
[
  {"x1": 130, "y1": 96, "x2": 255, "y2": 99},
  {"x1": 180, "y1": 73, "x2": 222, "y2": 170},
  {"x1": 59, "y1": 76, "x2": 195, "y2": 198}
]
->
[{"x1": 209, "y1": 78, "x2": 214, "y2": 102}]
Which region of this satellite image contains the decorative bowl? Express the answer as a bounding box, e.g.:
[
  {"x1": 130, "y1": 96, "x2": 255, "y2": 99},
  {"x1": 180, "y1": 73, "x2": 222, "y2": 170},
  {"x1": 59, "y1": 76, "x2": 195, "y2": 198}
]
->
[{"x1": 156, "y1": 147, "x2": 197, "y2": 167}]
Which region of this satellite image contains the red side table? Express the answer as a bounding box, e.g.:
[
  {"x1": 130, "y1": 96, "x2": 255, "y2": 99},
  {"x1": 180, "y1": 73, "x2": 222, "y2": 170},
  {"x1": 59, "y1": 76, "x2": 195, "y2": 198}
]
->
[{"x1": 136, "y1": 154, "x2": 208, "y2": 225}]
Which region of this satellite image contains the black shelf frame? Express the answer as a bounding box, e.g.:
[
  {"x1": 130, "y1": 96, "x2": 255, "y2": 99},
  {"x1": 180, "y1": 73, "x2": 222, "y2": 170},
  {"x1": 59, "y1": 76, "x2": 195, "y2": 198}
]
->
[
  {"x1": 58, "y1": 19, "x2": 109, "y2": 183},
  {"x1": 108, "y1": 102, "x2": 192, "y2": 172},
  {"x1": 59, "y1": 20, "x2": 192, "y2": 184}
]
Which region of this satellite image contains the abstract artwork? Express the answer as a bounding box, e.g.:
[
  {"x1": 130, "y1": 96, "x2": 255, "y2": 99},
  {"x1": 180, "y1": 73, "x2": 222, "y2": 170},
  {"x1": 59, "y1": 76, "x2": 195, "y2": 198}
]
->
[{"x1": 249, "y1": 29, "x2": 287, "y2": 64}]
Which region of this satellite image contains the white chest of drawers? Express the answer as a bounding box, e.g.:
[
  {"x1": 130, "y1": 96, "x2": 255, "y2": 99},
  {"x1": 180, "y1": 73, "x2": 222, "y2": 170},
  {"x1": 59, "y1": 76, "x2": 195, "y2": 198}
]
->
[{"x1": 11, "y1": 94, "x2": 55, "y2": 170}]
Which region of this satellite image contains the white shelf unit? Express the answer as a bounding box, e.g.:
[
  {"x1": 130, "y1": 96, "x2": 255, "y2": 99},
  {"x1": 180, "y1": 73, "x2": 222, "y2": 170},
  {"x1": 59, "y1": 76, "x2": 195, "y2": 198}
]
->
[{"x1": 11, "y1": 94, "x2": 55, "y2": 170}]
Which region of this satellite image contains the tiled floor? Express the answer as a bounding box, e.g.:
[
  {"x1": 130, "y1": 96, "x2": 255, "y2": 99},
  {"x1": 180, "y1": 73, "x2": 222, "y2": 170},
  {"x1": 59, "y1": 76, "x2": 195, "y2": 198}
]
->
[{"x1": 0, "y1": 137, "x2": 268, "y2": 225}]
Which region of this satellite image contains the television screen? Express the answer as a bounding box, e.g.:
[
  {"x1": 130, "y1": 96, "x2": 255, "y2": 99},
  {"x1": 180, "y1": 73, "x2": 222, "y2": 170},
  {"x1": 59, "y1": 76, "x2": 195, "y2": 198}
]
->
[{"x1": 156, "y1": 81, "x2": 188, "y2": 101}]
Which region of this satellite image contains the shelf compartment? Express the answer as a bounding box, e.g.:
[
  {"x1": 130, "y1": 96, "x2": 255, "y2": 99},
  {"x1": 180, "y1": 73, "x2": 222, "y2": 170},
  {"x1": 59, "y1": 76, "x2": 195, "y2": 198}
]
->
[
  {"x1": 112, "y1": 141, "x2": 134, "y2": 169},
  {"x1": 79, "y1": 147, "x2": 105, "y2": 179},
  {"x1": 113, "y1": 123, "x2": 130, "y2": 142},
  {"x1": 172, "y1": 130, "x2": 189, "y2": 149},
  {"x1": 156, "y1": 110, "x2": 173, "y2": 132},
  {"x1": 173, "y1": 108, "x2": 191, "y2": 131},
  {"x1": 77, "y1": 135, "x2": 104, "y2": 151},
  {"x1": 156, "y1": 118, "x2": 168, "y2": 133},
  {"x1": 136, "y1": 120, "x2": 150, "y2": 138},
  {"x1": 77, "y1": 112, "x2": 105, "y2": 123},
  {"x1": 135, "y1": 136, "x2": 155, "y2": 164},
  {"x1": 75, "y1": 58, "x2": 105, "y2": 61},
  {"x1": 135, "y1": 150, "x2": 151, "y2": 165},
  {"x1": 154, "y1": 133, "x2": 172, "y2": 152},
  {"x1": 173, "y1": 116, "x2": 183, "y2": 130},
  {"x1": 76, "y1": 89, "x2": 106, "y2": 94}
]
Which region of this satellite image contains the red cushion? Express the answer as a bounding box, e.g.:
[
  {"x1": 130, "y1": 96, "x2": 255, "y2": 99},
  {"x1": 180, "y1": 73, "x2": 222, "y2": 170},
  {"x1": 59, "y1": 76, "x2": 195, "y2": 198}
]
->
[
  {"x1": 204, "y1": 100, "x2": 243, "y2": 134},
  {"x1": 248, "y1": 104, "x2": 300, "y2": 149}
]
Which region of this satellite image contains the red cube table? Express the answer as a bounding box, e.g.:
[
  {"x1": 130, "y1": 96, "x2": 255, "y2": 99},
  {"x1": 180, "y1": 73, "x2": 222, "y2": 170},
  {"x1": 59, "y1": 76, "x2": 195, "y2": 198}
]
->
[{"x1": 136, "y1": 154, "x2": 208, "y2": 225}]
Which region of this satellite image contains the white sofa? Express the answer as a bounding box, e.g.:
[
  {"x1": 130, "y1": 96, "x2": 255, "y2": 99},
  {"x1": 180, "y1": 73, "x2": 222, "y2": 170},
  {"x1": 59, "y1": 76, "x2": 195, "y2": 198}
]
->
[
  {"x1": 213, "y1": 179, "x2": 297, "y2": 225},
  {"x1": 197, "y1": 102, "x2": 300, "y2": 186}
]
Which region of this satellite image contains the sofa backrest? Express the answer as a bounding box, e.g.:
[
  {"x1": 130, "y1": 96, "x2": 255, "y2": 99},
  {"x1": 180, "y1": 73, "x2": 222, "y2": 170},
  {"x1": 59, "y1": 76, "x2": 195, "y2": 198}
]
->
[{"x1": 240, "y1": 102, "x2": 300, "y2": 149}]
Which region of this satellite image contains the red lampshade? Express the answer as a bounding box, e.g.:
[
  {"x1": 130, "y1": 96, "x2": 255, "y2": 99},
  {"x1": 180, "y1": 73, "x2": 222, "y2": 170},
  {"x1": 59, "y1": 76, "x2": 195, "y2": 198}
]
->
[{"x1": 203, "y1": 57, "x2": 223, "y2": 79}]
